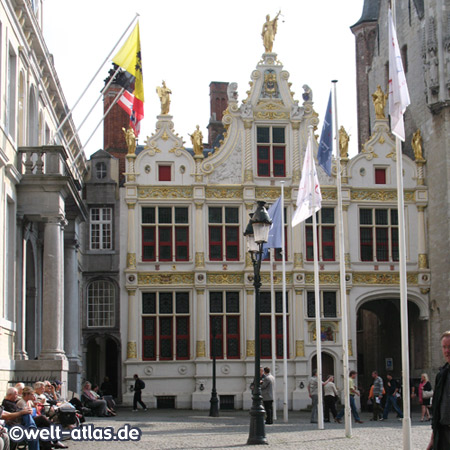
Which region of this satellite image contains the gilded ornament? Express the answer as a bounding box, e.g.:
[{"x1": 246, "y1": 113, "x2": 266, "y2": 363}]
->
[
  {"x1": 379, "y1": 135, "x2": 385, "y2": 144},
  {"x1": 244, "y1": 169, "x2": 254, "y2": 182},
  {"x1": 127, "y1": 341, "x2": 137, "y2": 359},
  {"x1": 350, "y1": 189, "x2": 414, "y2": 202},
  {"x1": 247, "y1": 340, "x2": 255, "y2": 357},
  {"x1": 256, "y1": 187, "x2": 291, "y2": 200},
  {"x1": 138, "y1": 272, "x2": 195, "y2": 285},
  {"x1": 296, "y1": 340, "x2": 305, "y2": 357},
  {"x1": 305, "y1": 273, "x2": 340, "y2": 284},
  {"x1": 255, "y1": 111, "x2": 289, "y2": 120},
  {"x1": 196, "y1": 341, "x2": 206, "y2": 358},
  {"x1": 372, "y1": 85, "x2": 388, "y2": 119},
  {"x1": 138, "y1": 186, "x2": 193, "y2": 199},
  {"x1": 352, "y1": 272, "x2": 418, "y2": 285},
  {"x1": 161, "y1": 131, "x2": 169, "y2": 141},
  {"x1": 126, "y1": 253, "x2": 136, "y2": 269},
  {"x1": 294, "y1": 253, "x2": 303, "y2": 269},
  {"x1": 207, "y1": 273, "x2": 244, "y2": 285},
  {"x1": 348, "y1": 340, "x2": 353, "y2": 356},
  {"x1": 195, "y1": 252, "x2": 205, "y2": 268},
  {"x1": 205, "y1": 187, "x2": 243, "y2": 199},
  {"x1": 418, "y1": 254, "x2": 428, "y2": 269},
  {"x1": 321, "y1": 189, "x2": 337, "y2": 201},
  {"x1": 127, "y1": 202, "x2": 136, "y2": 209}
]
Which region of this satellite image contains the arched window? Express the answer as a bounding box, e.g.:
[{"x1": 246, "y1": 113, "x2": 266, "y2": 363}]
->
[
  {"x1": 18, "y1": 72, "x2": 25, "y2": 146},
  {"x1": 28, "y1": 87, "x2": 38, "y2": 146},
  {"x1": 87, "y1": 280, "x2": 115, "y2": 327}
]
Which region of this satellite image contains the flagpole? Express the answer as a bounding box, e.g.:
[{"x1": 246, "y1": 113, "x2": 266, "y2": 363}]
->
[
  {"x1": 51, "y1": 13, "x2": 139, "y2": 144},
  {"x1": 332, "y1": 80, "x2": 352, "y2": 438},
  {"x1": 280, "y1": 181, "x2": 288, "y2": 422},
  {"x1": 309, "y1": 126, "x2": 324, "y2": 430},
  {"x1": 390, "y1": 4, "x2": 412, "y2": 448},
  {"x1": 269, "y1": 250, "x2": 277, "y2": 421}
]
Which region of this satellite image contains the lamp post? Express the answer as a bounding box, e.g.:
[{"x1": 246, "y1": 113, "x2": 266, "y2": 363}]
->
[
  {"x1": 244, "y1": 201, "x2": 272, "y2": 446},
  {"x1": 209, "y1": 318, "x2": 219, "y2": 417}
]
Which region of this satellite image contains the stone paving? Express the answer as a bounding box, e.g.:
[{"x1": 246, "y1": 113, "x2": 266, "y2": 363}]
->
[{"x1": 65, "y1": 408, "x2": 432, "y2": 450}]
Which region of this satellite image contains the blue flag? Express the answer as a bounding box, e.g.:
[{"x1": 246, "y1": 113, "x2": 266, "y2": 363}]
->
[
  {"x1": 262, "y1": 196, "x2": 283, "y2": 259},
  {"x1": 317, "y1": 92, "x2": 333, "y2": 176}
]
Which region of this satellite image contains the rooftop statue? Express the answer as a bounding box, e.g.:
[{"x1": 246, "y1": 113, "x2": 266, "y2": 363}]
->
[
  {"x1": 339, "y1": 126, "x2": 350, "y2": 158},
  {"x1": 122, "y1": 127, "x2": 136, "y2": 155},
  {"x1": 189, "y1": 125, "x2": 204, "y2": 157},
  {"x1": 372, "y1": 85, "x2": 388, "y2": 119},
  {"x1": 262, "y1": 11, "x2": 281, "y2": 53},
  {"x1": 412, "y1": 129, "x2": 425, "y2": 161},
  {"x1": 156, "y1": 81, "x2": 172, "y2": 115}
]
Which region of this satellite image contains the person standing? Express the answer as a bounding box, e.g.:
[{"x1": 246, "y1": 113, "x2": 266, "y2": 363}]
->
[
  {"x1": 308, "y1": 369, "x2": 319, "y2": 423},
  {"x1": 323, "y1": 375, "x2": 339, "y2": 423},
  {"x1": 416, "y1": 373, "x2": 432, "y2": 421},
  {"x1": 427, "y1": 331, "x2": 450, "y2": 450},
  {"x1": 336, "y1": 370, "x2": 364, "y2": 424},
  {"x1": 371, "y1": 371, "x2": 384, "y2": 421},
  {"x1": 132, "y1": 374, "x2": 147, "y2": 412},
  {"x1": 260, "y1": 367, "x2": 275, "y2": 425},
  {"x1": 383, "y1": 373, "x2": 403, "y2": 420}
]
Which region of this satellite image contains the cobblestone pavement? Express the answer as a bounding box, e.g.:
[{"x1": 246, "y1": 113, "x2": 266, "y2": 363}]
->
[{"x1": 68, "y1": 409, "x2": 431, "y2": 450}]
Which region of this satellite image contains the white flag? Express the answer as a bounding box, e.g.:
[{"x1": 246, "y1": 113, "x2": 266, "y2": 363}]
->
[
  {"x1": 292, "y1": 135, "x2": 322, "y2": 227},
  {"x1": 388, "y1": 9, "x2": 410, "y2": 141}
]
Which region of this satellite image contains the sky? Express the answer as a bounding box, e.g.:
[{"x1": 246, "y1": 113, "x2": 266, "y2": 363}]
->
[{"x1": 42, "y1": 0, "x2": 365, "y2": 159}]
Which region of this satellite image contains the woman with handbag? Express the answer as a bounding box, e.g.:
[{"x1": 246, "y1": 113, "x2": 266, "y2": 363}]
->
[{"x1": 418, "y1": 373, "x2": 433, "y2": 421}]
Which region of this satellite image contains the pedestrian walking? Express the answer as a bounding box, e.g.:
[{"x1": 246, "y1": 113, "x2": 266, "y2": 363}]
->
[
  {"x1": 427, "y1": 330, "x2": 450, "y2": 450},
  {"x1": 371, "y1": 371, "x2": 384, "y2": 421},
  {"x1": 382, "y1": 373, "x2": 403, "y2": 420},
  {"x1": 261, "y1": 367, "x2": 275, "y2": 424},
  {"x1": 323, "y1": 375, "x2": 339, "y2": 423},
  {"x1": 336, "y1": 370, "x2": 363, "y2": 424},
  {"x1": 308, "y1": 369, "x2": 319, "y2": 423},
  {"x1": 132, "y1": 374, "x2": 147, "y2": 411}
]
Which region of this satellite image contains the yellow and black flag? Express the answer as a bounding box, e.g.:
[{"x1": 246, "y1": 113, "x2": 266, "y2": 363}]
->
[{"x1": 113, "y1": 21, "x2": 144, "y2": 135}]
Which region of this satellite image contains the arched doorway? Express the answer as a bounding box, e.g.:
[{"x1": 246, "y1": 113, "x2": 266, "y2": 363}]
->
[
  {"x1": 86, "y1": 335, "x2": 121, "y2": 400},
  {"x1": 312, "y1": 352, "x2": 335, "y2": 380},
  {"x1": 356, "y1": 298, "x2": 426, "y2": 391}
]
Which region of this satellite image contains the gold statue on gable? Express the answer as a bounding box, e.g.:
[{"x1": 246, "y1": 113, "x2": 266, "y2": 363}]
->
[
  {"x1": 156, "y1": 81, "x2": 172, "y2": 115},
  {"x1": 262, "y1": 11, "x2": 281, "y2": 53},
  {"x1": 122, "y1": 127, "x2": 136, "y2": 155},
  {"x1": 339, "y1": 126, "x2": 350, "y2": 158},
  {"x1": 189, "y1": 125, "x2": 204, "y2": 157},
  {"x1": 372, "y1": 85, "x2": 388, "y2": 119}
]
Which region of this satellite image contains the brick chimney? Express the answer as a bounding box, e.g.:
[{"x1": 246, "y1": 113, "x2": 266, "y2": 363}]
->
[{"x1": 207, "y1": 82, "x2": 228, "y2": 147}]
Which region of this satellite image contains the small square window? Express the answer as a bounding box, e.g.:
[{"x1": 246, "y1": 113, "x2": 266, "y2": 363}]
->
[
  {"x1": 375, "y1": 168, "x2": 386, "y2": 184},
  {"x1": 158, "y1": 165, "x2": 172, "y2": 181}
]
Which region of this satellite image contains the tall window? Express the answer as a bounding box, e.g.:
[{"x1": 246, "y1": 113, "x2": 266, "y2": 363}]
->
[
  {"x1": 142, "y1": 292, "x2": 190, "y2": 361},
  {"x1": 305, "y1": 208, "x2": 335, "y2": 261},
  {"x1": 307, "y1": 291, "x2": 337, "y2": 318},
  {"x1": 6, "y1": 47, "x2": 16, "y2": 138},
  {"x1": 256, "y1": 126, "x2": 286, "y2": 177},
  {"x1": 95, "y1": 162, "x2": 107, "y2": 179},
  {"x1": 90, "y1": 207, "x2": 112, "y2": 250},
  {"x1": 259, "y1": 291, "x2": 289, "y2": 359},
  {"x1": 87, "y1": 281, "x2": 115, "y2": 327},
  {"x1": 142, "y1": 206, "x2": 189, "y2": 261},
  {"x1": 208, "y1": 206, "x2": 239, "y2": 261},
  {"x1": 209, "y1": 291, "x2": 240, "y2": 359},
  {"x1": 359, "y1": 208, "x2": 399, "y2": 261}
]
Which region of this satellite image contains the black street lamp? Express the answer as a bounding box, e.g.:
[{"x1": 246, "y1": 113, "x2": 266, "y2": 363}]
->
[
  {"x1": 209, "y1": 318, "x2": 219, "y2": 417},
  {"x1": 244, "y1": 201, "x2": 272, "y2": 446}
]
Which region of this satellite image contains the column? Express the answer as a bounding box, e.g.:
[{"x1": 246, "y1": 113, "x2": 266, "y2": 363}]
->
[
  {"x1": 196, "y1": 289, "x2": 206, "y2": 358},
  {"x1": 127, "y1": 288, "x2": 138, "y2": 360},
  {"x1": 126, "y1": 203, "x2": 136, "y2": 270},
  {"x1": 294, "y1": 290, "x2": 305, "y2": 357},
  {"x1": 417, "y1": 206, "x2": 428, "y2": 269},
  {"x1": 243, "y1": 120, "x2": 254, "y2": 183},
  {"x1": 342, "y1": 204, "x2": 351, "y2": 269},
  {"x1": 194, "y1": 203, "x2": 205, "y2": 268},
  {"x1": 15, "y1": 218, "x2": 27, "y2": 360},
  {"x1": 40, "y1": 218, "x2": 66, "y2": 359},
  {"x1": 64, "y1": 236, "x2": 82, "y2": 392},
  {"x1": 292, "y1": 122, "x2": 301, "y2": 184}
]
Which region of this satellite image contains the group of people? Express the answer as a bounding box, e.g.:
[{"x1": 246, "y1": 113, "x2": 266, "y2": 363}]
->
[{"x1": 0, "y1": 380, "x2": 74, "y2": 450}]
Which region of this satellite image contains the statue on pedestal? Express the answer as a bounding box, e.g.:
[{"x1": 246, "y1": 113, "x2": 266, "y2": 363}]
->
[
  {"x1": 156, "y1": 81, "x2": 172, "y2": 115},
  {"x1": 261, "y1": 11, "x2": 281, "y2": 53},
  {"x1": 339, "y1": 126, "x2": 350, "y2": 158},
  {"x1": 412, "y1": 129, "x2": 425, "y2": 161},
  {"x1": 189, "y1": 125, "x2": 204, "y2": 157},
  {"x1": 122, "y1": 127, "x2": 136, "y2": 155},
  {"x1": 372, "y1": 85, "x2": 388, "y2": 119}
]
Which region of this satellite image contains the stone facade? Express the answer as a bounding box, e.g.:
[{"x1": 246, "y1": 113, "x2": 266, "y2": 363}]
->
[{"x1": 352, "y1": 0, "x2": 450, "y2": 372}]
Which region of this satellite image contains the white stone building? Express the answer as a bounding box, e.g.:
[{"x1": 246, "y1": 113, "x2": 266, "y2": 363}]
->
[
  {"x1": 118, "y1": 47, "x2": 430, "y2": 409},
  {"x1": 0, "y1": 0, "x2": 86, "y2": 393}
]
